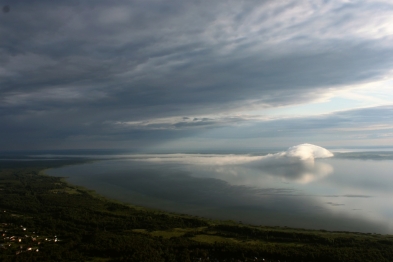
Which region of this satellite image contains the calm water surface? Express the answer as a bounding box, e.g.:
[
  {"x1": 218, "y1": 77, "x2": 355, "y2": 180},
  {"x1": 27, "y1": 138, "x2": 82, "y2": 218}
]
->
[{"x1": 46, "y1": 151, "x2": 393, "y2": 234}]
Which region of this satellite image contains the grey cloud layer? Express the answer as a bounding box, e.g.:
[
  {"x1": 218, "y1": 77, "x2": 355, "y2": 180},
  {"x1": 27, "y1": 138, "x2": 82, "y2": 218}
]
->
[
  {"x1": 1, "y1": 0, "x2": 393, "y2": 149},
  {"x1": 199, "y1": 106, "x2": 393, "y2": 140}
]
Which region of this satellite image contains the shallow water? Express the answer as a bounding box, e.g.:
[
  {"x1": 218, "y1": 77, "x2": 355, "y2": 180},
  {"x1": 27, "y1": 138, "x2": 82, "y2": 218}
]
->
[{"x1": 46, "y1": 152, "x2": 393, "y2": 234}]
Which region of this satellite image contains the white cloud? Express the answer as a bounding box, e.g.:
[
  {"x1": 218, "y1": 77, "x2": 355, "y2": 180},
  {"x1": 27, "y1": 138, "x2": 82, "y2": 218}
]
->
[
  {"x1": 246, "y1": 144, "x2": 334, "y2": 183},
  {"x1": 281, "y1": 143, "x2": 334, "y2": 160},
  {"x1": 133, "y1": 144, "x2": 334, "y2": 184},
  {"x1": 132, "y1": 143, "x2": 334, "y2": 163}
]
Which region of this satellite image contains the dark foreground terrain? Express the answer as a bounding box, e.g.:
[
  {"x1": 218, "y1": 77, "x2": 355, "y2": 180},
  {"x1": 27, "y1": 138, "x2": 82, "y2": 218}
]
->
[{"x1": 1, "y1": 160, "x2": 392, "y2": 261}]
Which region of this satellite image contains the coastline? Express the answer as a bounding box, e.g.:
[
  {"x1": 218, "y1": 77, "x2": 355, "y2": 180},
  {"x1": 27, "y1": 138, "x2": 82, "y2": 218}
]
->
[
  {"x1": 43, "y1": 156, "x2": 393, "y2": 235},
  {"x1": 1, "y1": 160, "x2": 393, "y2": 261}
]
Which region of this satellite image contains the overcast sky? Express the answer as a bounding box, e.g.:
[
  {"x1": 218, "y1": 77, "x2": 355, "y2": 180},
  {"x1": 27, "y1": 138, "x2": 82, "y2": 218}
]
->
[{"x1": 1, "y1": 0, "x2": 393, "y2": 152}]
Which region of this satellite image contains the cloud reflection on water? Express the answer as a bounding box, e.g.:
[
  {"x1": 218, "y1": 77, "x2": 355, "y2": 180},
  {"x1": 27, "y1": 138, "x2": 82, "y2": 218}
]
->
[
  {"x1": 45, "y1": 145, "x2": 393, "y2": 234},
  {"x1": 247, "y1": 151, "x2": 334, "y2": 184},
  {"x1": 139, "y1": 144, "x2": 335, "y2": 184}
]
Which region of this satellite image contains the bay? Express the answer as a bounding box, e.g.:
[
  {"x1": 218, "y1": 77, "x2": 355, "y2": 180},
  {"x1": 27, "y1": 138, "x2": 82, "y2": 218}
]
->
[{"x1": 46, "y1": 150, "x2": 393, "y2": 234}]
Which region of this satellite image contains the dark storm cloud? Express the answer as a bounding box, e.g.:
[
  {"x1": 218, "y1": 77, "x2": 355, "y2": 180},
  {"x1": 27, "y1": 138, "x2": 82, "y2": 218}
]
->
[
  {"x1": 2, "y1": 5, "x2": 10, "y2": 13},
  {"x1": 1, "y1": 0, "x2": 393, "y2": 149}
]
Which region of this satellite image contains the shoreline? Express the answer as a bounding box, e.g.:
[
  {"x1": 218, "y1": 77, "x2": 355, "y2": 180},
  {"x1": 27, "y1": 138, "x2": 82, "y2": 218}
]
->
[
  {"x1": 1, "y1": 161, "x2": 393, "y2": 261},
  {"x1": 43, "y1": 158, "x2": 392, "y2": 234},
  {"x1": 41, "y1": 159, "x2": 392, "y2": 236}
]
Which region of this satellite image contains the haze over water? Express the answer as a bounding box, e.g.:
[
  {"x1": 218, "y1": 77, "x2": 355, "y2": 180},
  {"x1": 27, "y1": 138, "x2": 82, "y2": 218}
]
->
[{"x1": 46, "y1": 144, "x2": 393, "y2": 234}]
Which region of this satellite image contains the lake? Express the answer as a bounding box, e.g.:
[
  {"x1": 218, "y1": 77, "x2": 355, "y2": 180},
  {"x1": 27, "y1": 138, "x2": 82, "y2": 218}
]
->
[{"x1": 46, "y1": 145, "x2": 393, "y2": 234}]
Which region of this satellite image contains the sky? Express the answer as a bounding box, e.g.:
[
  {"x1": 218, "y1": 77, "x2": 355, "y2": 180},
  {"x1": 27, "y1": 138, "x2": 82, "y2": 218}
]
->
[{"x1": 1, "y1": 0, "x2": 393, "y2": 152}]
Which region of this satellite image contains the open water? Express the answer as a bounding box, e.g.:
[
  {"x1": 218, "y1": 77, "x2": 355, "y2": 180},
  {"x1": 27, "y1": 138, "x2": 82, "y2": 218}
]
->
[{"x1": 46, "y1": 146, "x2": 393, "y2": 234}]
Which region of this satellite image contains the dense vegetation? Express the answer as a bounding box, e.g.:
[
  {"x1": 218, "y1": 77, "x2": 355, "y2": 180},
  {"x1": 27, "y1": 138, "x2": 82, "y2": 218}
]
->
[{"x1": 1, "y1": 160, "x2": 392, "y2": 261}]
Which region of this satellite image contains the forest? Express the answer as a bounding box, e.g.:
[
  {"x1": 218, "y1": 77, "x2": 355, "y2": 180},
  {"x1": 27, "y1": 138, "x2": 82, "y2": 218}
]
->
[{"x1": 1, "y1": 159, "x2": 392, "y2": 262}]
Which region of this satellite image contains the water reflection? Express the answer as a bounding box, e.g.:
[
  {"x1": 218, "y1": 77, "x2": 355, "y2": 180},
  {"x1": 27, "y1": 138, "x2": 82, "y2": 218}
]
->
[
  {"x1": 46, "y1": 146, "x2": 393, "y2": 234},
  {"x1": 250, "y1": 159, "x2": 333, "y2": 184},
  {"x1": 139, "y1": 144, "x2": 335, "y2": 184}
]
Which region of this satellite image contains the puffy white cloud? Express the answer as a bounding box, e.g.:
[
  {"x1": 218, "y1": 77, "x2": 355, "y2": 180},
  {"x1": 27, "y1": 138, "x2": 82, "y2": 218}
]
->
[
  {"x1": 133, "y1": 144, "x2": 334, "y2": 183},
  {"x1": 247, "y1": 144, "x2": 334, "y2": 183},
  {"x1": 281, "y1": 143, "x2": 334, "y2": 160}
]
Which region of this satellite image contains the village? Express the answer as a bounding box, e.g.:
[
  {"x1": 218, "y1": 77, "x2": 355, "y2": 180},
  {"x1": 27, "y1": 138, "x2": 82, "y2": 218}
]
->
[{"x1": 1, "y1": 211, "x2": 59, "y2": 256}]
